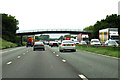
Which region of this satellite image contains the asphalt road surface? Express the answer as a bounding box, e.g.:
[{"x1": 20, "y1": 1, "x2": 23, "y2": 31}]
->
[
  {"x1": 1, "y1": 45, "x2": 119, "y2": 80},
  {"x1": 1, "y1": 46, "x2": 81, "y2": 79},
  {"x1": 48, "y1": 45, "x2": 119, "y2": 79}
]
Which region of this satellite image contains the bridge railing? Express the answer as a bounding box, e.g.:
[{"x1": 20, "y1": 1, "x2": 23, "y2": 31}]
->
[{"x1": 16, "y1": 29, "x2": 92, "y2": 33}]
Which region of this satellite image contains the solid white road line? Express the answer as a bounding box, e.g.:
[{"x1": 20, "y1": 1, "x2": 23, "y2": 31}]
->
[
  {"x1": 7, "y1": 61, "x2": 12, "y2": 65},
  {"x1": 78, "y1": 74, "x2": 88, "y2": 80},
  {"x1": 62, "y1": 59, "x2": 66, "y2": 62},
  {"x1": 2, "y1": 47, "x2": 25, "y2": 53},
  {"x1": 60, "y1": 53, "x2": 71, "y2": 54},
  {"x1": 1, "y1": 51, "x2": 9, "y2": 53},
  {"x1": 87, "y1": 51, "x2": 119, "y2": 60}
]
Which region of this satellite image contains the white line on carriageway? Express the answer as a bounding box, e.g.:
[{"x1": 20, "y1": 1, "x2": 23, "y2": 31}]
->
[
  {"x1": 6, "y1": 61, "x2": 12, "y2": 65},
  {"x1": 1, "y1": 47, "x2": 25, "y2": 54}
]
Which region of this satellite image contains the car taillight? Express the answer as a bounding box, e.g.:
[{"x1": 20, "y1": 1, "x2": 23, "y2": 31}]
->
[
  {"x1": 34, "y1": 45, "x2": 36, "y2": 46},
  {"x1": 62, "y1": 44, "x2": 64, "y2": 46},
  {"x1": 72, "y1": 44, "x2": 75, "y2": 46},
  {"x1": 41, "y1": 44, "x2": 44, "y2": 46}
]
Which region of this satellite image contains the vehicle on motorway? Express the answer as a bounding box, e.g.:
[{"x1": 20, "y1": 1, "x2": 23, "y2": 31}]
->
[
  {"x1": 74, "y1": 41, "x2": 79, "y2": 44},
  {"x1": 77, "y1": 33, "x2": 89, "y2": 43},
  {"x1": 58, "y1": 40, "x2": 62, "y2": 44},
  {"x1": 105, "y1": 40, "x2": 119, "y2": 47},
  {"x1": 49, "y1": 41, "x2": 58, "y2": 47},
  {"x1": 90, "y1": 39, "x2": 101, "y2": 45},
  {"x1": 59, "y1": 40, "x2": 76, "y2": 52},
  {"x1": 64, "y1": 37, "x2": 71, "y2": 40},
  {"x1": 44, "y1": 41, "x2": 49, "y2": 45},
  {"x1": 33, "y1": 42, "x2": 45, "y2": 51},
  {"x1": 99, "y1": 28, "x2": 119, "y2": 44},
  {"x1": 26, "y1": 36, "x2": 34, "y2": 47},
  {"x1": 48, "y1": 41, "x2": 52, "y2": 46},
  {"x1": 79, "y1": 41, "x2": 87, "y2": 45}
]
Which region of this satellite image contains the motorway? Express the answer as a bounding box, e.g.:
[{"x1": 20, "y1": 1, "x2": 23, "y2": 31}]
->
[{"x1": 0, "y1": 45, "x2": 119, "y2": 80}]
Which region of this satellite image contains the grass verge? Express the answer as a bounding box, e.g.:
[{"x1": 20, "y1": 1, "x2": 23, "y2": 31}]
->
[
  {"x1": 0, "y1": 38, "x2": 17, "y2": 49},
  {"x1": 76, "y1": 45, "x2": 120, "y2": 58}
]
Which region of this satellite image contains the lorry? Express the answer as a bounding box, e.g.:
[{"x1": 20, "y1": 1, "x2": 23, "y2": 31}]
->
[
  {"x1": 26, "y1": 36, "x2": 34, "y2": 47},
  {"x1": 99, "y1": 28, "x2": 119, "y2": 43},
  {"x1": 77, "y1": 34, "x2": 89, "y2": 43}
]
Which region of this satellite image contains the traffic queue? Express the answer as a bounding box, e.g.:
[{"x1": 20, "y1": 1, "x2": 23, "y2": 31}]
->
[{"x1": 26, "y1": 28, "x2": 119, "y2": 51}]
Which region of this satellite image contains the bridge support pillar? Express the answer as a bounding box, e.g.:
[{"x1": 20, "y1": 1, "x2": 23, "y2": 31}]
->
[{"x1": 20, "y1": 35, "x2": 23, "y2": 46}]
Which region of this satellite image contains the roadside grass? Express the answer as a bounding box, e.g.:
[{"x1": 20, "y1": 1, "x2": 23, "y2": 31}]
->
[
  {"x1": 76, "y1": 45, "x2": 120, "y2": 58},
  {"x1": 0, "y1": 38, "x2": 17, "y2": 49}
]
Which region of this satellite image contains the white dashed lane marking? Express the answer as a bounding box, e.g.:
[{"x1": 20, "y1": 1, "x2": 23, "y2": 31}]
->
[
  {"x1": 7, "y1": 61, "x2": 12, "y2": 65},
  {"x1": 62, "y1": 59, "x2": 66, "y2": 62},
  {"x1": 53, "y1": 52, "x2": 56, "y2": 53},
  {"x1": 56, "y1": 55, "x2": 59, "y2": 57},
  {"x1": 17, "y1": 56, "x2": 21, "y2": 59},
  {"x1": 78, "y1": 74, "x2": 88, "y2": 80}
]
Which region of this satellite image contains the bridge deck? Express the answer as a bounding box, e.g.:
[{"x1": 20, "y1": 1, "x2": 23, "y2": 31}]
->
[{"x1": 16, "y1": 29, "x2": 92, "y2": 35}]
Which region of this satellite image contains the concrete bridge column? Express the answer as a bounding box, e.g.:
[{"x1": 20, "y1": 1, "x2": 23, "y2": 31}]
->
[{"x1": 20, "y1": 35, "x2": 23, "y2": 46}]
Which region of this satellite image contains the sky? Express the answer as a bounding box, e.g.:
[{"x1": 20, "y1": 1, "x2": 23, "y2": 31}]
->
[{"x1": 0, "y1": 0, "x2": 119, "y2": 38}]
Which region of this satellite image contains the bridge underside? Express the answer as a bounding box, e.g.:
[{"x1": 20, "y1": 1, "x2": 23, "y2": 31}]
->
[{"x1": 16, "y1": 31, "x2": 91, "y2": 35}]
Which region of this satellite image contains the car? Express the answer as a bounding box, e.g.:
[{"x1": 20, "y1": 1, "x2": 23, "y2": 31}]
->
[
  {"x1": 44, "y1": 41, "x2": 49, "y2": 45},
  {"x1": 49, "y1": 41, "x2": 58, "y2": 47},
  {"x1": 74, "y1": 41, "x2": 79, "y2": 44},
  {"x1": 90, "y1": 39, "x2": 101, "y2": 45},
  {"x1": 49, "y1": 41, "x2": 53, "y2": 46},
  {"x1": 58, "y1": 40, "x2": 62, "y2": 44},
  {"x1": 79, "y1": 41, "x2": 87, "y2": 45},
  {"x1": 33, "y1": 42, "x2": 45, "y2": 51},
  {"x1": 59, "y1": 40, "x2": 76, "y2": 52},
  {"x1": 105, "y1": 40, "x2": 119, "y2": 46}
]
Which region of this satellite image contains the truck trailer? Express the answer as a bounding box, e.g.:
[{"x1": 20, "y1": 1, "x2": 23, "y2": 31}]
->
[
  {"x1": 26, "y1": 36, "x2": 34, "y2": 47},
  {"x1": 99, "y1": 28, "x2": 119, "y2": 43},
  {"x1": 77, "y1": 34, "x2": 89, "y2": 43}
]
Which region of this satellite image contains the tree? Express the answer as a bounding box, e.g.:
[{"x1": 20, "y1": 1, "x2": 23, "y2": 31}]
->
[
  {"x1": 83, "y1": 14, "x2": 120, "y2": 39},
  {"x1": 2, "y1": 13, "x2": 19, "y2": 43},
  {"x1": 64, "y1": 35, "x2": 71, "y2": 37},
  {"x1": 58, "y1": 35, "x2": 64, "y2": 40},
  {"x1": 39, "y1": 35, "x2": 49, "y2": 40},
  {"x1": 83, "y1": 25, "x2": 94, "y2": 31}
]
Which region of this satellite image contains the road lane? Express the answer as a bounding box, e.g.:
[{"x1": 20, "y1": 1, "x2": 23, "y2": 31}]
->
[
  {"x1": 48, "y1": 46, "x2": 118, "y2": 78},
  {"x1": 2, "y1": 46, "x2": 81, "y2": 78},
  {"x1": 2, "y1": 46, "x2": 29, "y2": 65}
]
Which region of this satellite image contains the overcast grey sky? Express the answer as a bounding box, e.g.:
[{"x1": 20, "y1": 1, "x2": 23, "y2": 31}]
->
[
  {"x1": 0, "y1": 0, "x2": 119, "y2": 38},
  {"x1": 0, "y1": 0, "x2": 119, "y2": 30}
]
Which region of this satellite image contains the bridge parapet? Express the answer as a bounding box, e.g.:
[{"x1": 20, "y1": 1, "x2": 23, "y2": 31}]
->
[{"x1": 16, "y1": 29, "x2": 92, "y2": 35}]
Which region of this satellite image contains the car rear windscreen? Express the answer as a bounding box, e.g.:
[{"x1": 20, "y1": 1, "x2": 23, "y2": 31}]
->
[
  {"x1": 35, "y1": 42, "x2": 43, "y2": 45},
  {"x1": 63, "y1": 41, "x2": 74, "y2": 43}
]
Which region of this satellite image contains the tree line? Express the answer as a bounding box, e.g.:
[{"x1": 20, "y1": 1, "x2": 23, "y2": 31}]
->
[
  {"x1": 84, "y1": 14, "x2": 120, "y2": 39},
  {"x1": 2, "y1": 13, "x2": 22, "y2": 45},
  {"x1": 2, "y1": 13, "x2": 119, "y2": 45}
]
